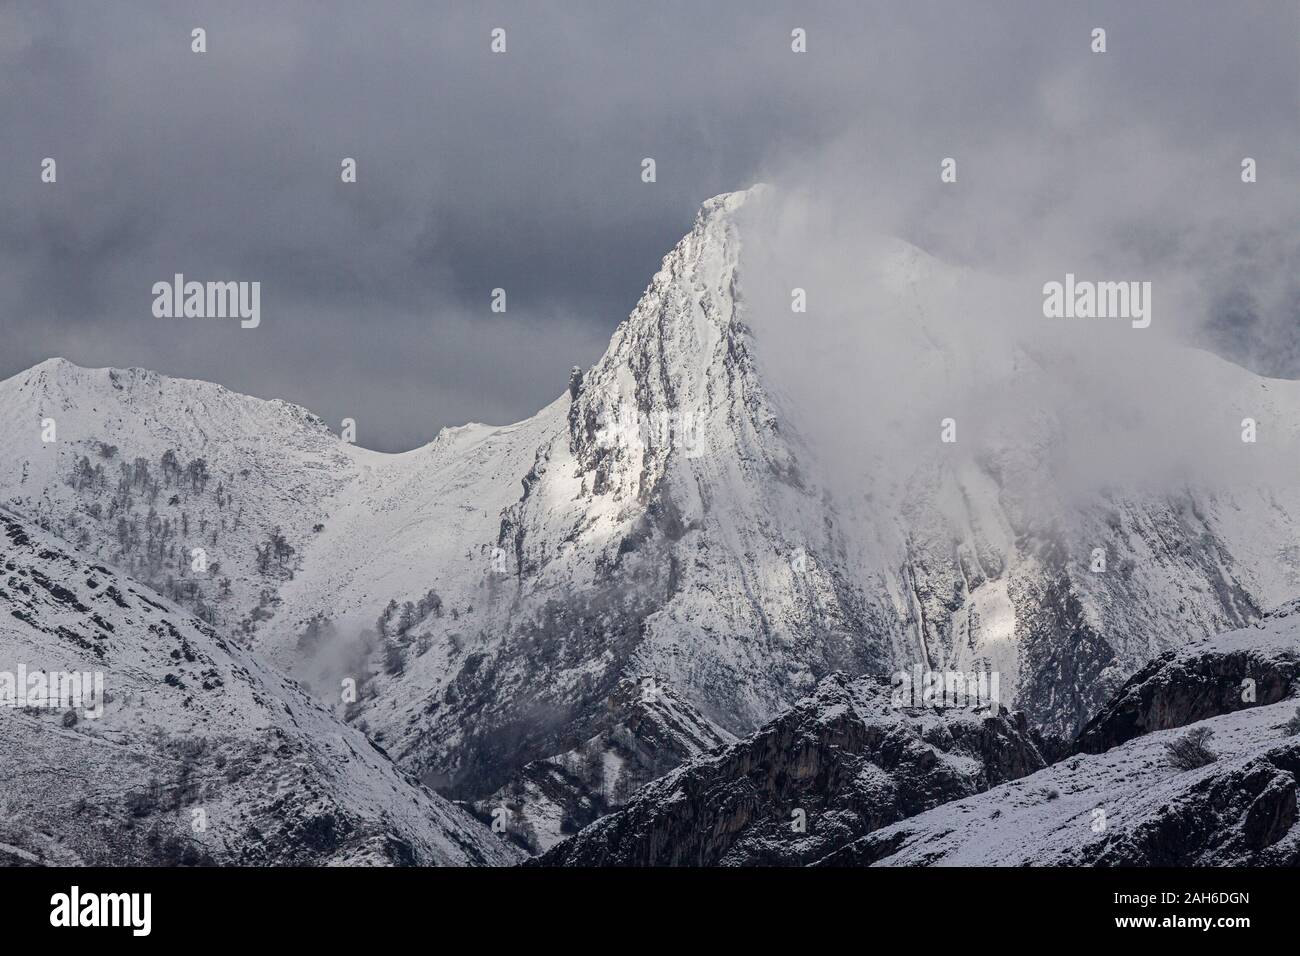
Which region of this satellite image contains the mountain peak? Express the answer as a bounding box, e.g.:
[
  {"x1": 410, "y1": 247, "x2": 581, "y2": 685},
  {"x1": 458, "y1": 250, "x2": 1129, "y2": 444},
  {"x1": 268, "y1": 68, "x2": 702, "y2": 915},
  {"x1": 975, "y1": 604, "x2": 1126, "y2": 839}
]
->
[
  {"x1": 695, "y1": 183, "x2": 768, "y2": 222},
  {"x1": 3, "y1": 356, "x2": 332, "y2": 442}
]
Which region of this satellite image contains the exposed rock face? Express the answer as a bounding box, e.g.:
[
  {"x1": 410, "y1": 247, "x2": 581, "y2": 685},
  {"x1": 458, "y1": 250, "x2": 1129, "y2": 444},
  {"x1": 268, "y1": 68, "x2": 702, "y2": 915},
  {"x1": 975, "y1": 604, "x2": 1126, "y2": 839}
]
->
[
  {"x1": 6, "y1": 188, "x2": 1300, "y2": 842},
  {"x1": 471, "y1": 677, "x2": 734, "y2": 854},
  {"x1": 534, "y1": 673, "x2": 1048, "y2": 866},
  {"x1": 1081, "y1": 743, "x2": 1299, "y2": 866},
  {"x1": 368, "y1": 187, "x2": 891, "y2": 802},
  {"x1": 820, "y1": 728, "x2": 1300, "y2": 868},
  {"x1": 816, "y1": 608, "x2": 1300, "y2": 866},
  {"x1": 538, "y1": 606, "x2": 1300, "y2": 867},
  {"x1": 1074, "y1": 599, "x2": 1300, "y2": 754},
  {"x1": 0, "y1": 507, "x2": 519, "y2": 867}
]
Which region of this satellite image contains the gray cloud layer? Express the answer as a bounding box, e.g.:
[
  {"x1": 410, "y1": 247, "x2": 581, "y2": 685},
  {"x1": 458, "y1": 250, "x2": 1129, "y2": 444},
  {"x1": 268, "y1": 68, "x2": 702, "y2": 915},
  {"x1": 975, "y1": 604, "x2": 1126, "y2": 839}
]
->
[{"x1": 1, "y1": 0, "x2": 1295, "y2": 450}]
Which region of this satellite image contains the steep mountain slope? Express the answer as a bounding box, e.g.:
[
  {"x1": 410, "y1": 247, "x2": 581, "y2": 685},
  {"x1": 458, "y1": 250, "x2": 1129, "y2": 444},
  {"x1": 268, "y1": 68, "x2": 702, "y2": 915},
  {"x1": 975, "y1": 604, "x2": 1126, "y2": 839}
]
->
[
  {"x1": 346, "y1": 188, "x2": 891, "y2": 800},
  {"x1": 350, "y1": 187, "x2": 1300, "y2": 803},
  {"x1": 534, "y1": 672, "x2": 1051, "y2": 866},
  {"x1": 471, "y1": 676, "x2": 735, "y2": 854},
  {"x1": 822, "y1": 707, "x2": 1300, "y2": 867},
  {"x1": 0, "y1": 358, "x2": 357, "y2": 638},
  {"x1": 0, "y1": 505, "x2": 518, "y2": 866},
  {"x1": 1074, "y1": 598, "x2": 1300, "y2": 755},
  {"x1": 753, "y1": 244, "x2": 1300, "y2": 738},
  {"x1": 4, "y1": 187, "x2": 1300, "y2": 829},
  {"x1": 539, "y1": 601, "x2": 1299, "y2": 867},
  {"x1": 819, "y1": 603, "x2": 1300, "y2": 866}
]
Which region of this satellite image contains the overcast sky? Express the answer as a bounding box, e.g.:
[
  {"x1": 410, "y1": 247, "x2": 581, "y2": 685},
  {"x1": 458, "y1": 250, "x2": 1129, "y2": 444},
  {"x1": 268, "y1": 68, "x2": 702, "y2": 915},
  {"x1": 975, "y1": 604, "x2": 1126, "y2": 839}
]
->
[{"x1": 1, "y1": 1, "x2": 1296, "y2": 450}]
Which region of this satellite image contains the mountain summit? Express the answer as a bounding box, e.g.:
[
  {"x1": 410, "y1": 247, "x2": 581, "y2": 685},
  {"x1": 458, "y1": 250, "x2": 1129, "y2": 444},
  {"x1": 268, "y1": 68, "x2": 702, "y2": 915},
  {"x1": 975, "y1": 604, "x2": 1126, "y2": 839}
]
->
[{"x1": 4, "y1": 189, "x2": 1300, "y2": 841}]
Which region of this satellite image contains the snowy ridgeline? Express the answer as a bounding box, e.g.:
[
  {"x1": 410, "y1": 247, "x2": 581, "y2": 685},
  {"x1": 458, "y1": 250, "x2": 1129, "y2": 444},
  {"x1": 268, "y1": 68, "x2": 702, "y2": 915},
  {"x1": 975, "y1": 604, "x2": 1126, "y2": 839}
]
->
[
  {"x1": 2, "y1": 188, "x2": 1300, "y2": 863},
  {"x1": 0, "y1": 506, "x2": 520, "y2": 866}
]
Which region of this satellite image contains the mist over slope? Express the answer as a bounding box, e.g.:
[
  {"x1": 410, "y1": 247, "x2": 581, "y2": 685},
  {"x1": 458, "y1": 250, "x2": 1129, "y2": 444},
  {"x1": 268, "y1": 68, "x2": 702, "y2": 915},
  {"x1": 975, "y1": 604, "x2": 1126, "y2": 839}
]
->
[
  {"x1": 538, "y1": 602, "x2": 1300, "y2": 868},
  {"x1": 0, "y1": 506, "x2": 518, "y2": 866},
  {"x1": 3, "y1": 189, "x2": 1299, "y2": 836},
  {"x1": 821, "y1": 603, "x2": 1300, "y2": 867}
]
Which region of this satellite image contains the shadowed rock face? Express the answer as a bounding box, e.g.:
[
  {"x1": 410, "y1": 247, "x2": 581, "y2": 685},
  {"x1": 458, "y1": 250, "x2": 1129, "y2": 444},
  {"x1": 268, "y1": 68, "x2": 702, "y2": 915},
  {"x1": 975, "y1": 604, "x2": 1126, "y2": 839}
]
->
[
  {"x1": 7, "y1": 192, "x2": 1300, "y2": 849},
  {"x1": 1078, "y1": 743, "x2": 1299, "y2": 866},
  {"x1": 820, "y1": 737, "x2": 1300, "y2": 868},
  {"x1": 1074, "y1": 600, "x2": 1300, "y2": 755},
  {"x1": 471, "y1": 677, "x2": 735, "y2": 855},
  {"x1": 538, "y1": 603, "x2": 1300, "y2": 868},
  {"x1": 814, "y1": 605, "x2": 1300, "y2": 867},
  {"x1": 534, "y1": 673, "x2": 1049, "y2": 867}
]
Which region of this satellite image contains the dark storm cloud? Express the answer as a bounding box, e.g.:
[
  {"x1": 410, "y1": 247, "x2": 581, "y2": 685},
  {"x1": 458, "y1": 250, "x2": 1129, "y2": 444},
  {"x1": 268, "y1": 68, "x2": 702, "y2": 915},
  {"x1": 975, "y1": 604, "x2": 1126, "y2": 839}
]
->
[{"x1": 0, "y1": 0, "x2": 1295, "y2": 450}]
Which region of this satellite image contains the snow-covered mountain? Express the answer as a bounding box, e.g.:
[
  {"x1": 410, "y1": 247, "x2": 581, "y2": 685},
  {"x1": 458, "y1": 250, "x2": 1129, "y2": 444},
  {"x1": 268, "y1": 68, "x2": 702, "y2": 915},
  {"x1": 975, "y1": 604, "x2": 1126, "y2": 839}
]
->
[
  {"x1": 0, "y1": 505, "x2": 519, "y2": 866},
  {"x1": 533, "y1": 673, "x2": 1052, "y2": 867},
  {"x1": 539, "y1": 601, "x2": 1300, "y2": 867},
  {"x1": 470, "y1": 676, "x2": 735, "y2": 854},
  {"x1": 351, "y1": 189, "x2": 896, "y2": 800},
  {"x1": 3, "y1": 186, "x2": 1300, "y2": 841},
  {"x1": 819, "y1": 602, "x2": 1300, "y2": 866},
  {"x1": 0, "y1": 358, "x2": 355, "y2": 638}
]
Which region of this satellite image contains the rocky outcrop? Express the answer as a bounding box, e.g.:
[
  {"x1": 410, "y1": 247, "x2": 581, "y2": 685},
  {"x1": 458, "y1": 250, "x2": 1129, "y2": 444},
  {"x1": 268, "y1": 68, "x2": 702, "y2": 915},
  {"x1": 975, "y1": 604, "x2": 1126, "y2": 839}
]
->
[
  {"x1": 820, "y1": 722, "x2": 1300, "y2": 867},
  {"x1": 7, "y1": 189, "x2": 1300, "y2": 828},
  {"x1": 817, "y1": 607, "x2": 1300, "y2": 866},
  {"x1": 1080, "y1": 743, "x2": 1300, "y2": 866},
  {"x1": 471, "y1": 677, "x2": 734, "y2": 854},
  {"x1": 1074, "y1": 599, "x2": 1300, "y2": 754},
  {"x1": 540, "y1": 605, "x2": 1300, "y2": 867},
  {"x1": 534, "y1": 672, "x2": 1048, "y2": 866}
]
